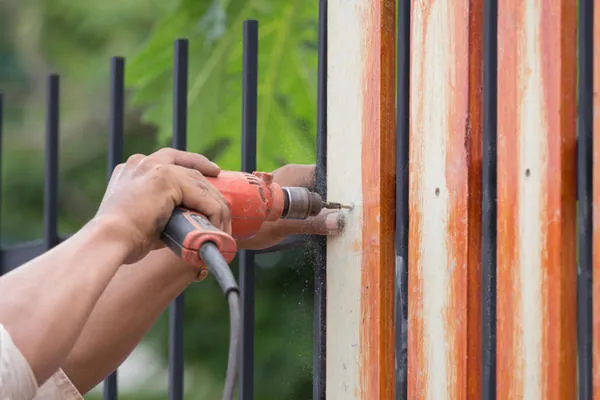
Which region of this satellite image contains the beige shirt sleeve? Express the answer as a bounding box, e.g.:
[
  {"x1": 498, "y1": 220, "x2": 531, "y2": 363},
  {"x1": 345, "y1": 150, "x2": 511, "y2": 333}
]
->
[{"x1": 0, "y1": 324, "x2": 83, "y2": 400}]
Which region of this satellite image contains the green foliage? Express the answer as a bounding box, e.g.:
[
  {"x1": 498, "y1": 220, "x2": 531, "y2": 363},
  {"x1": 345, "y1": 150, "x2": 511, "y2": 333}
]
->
[
  {"x1": 0, "y1": 0, "x2": 170, "y2": 242},
  {"x1": 124, "y1": 2, "x2": 322, "y2": 395},
  {"x1": 1, "y1": 1, "x2": 321, "y2": 398},
  {"x1": 126, "y1": 0, "x2": 319, "y2": 171}
]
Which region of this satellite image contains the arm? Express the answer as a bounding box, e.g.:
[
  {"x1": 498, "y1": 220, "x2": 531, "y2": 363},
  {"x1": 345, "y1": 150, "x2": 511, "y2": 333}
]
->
[
  {"x1": 0, "y1": 216, "x2": 129, "y2": 385},
  {"x1": 62, "y1": 249, "x2": 197, "y2": 393},
  {"x1": 0, "y1": 148, "x2": 230, "y2": 389},
  {"x1": 60, "y1": 164, "x2": 345, "y2": 393}
]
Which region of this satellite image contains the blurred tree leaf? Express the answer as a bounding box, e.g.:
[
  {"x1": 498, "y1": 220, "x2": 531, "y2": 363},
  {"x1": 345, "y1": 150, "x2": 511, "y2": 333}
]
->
[
  {"x1": 126, "y1": 0, "x2": 318, "y2": 171},
  {"x1": 1, "y1": 1, "x2": 320, "y2": 398}
]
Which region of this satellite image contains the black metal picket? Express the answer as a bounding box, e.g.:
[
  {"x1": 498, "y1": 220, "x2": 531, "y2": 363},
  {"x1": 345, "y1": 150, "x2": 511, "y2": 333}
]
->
[{"x1": 0, "y1": 11, "x2": 328, "y2": 400}]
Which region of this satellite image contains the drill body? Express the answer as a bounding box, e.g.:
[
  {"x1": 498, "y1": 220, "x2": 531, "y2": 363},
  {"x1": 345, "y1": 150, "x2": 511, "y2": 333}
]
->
[
  {"x1": 162, "y1": 170, "x2": 331, "y2": 272},
  {"x1": 205, "y1": 171, "x2": 285, "y2": 239}
]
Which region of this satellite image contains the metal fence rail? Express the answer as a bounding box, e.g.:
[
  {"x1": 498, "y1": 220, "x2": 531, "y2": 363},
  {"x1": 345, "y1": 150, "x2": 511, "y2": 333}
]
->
[{"x1": 0, "y1": 10, "x2": 328, "y2": 400}]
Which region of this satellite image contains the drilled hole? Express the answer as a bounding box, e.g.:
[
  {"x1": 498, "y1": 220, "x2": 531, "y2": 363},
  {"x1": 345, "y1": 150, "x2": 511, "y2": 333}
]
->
[
  {"x1": 525, "y1": 168, "x2": 531, "y2": 177},
  {"x1": 435, "y1": 188, "x2": 440, "y2": 197}
]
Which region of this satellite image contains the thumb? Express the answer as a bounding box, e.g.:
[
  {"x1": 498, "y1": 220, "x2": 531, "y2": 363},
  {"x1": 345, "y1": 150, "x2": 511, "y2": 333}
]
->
[
  {"x1": 274, "y1": 209, "x2": 346, "y2": 236},
  {"x1": 236, "y1": 210, "x2": 346, "y2": 250}
]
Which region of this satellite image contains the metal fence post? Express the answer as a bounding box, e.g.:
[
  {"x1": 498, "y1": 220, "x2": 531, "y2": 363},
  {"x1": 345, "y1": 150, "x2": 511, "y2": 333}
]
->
[
  {"x1": 103, "y1": 55, "x2": 125, "y2": 400},
  {"x1": 168, "y1": 38, "x2": 189, "y2": 400},
  {"x1": 239, "y1": 19, "x2": 258, "y2": 400}
]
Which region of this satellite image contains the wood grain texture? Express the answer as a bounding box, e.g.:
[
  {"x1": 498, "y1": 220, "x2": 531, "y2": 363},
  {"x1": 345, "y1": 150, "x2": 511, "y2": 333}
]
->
[
  {"x1": 326, "y1": 1, "x2": 396, "y2": 399},
  {"x1": 407, "y1": 1, "x2": 483, "y2": 398},
  {"x1": 497, "y1": 1, "x2": 577, "y2": 398},
  {"x1": 360, "y1": 1, "x2": 396, "y2": 399},
  {"x1": 594, "y1": 0, "x2": 600, "y2": 395}
]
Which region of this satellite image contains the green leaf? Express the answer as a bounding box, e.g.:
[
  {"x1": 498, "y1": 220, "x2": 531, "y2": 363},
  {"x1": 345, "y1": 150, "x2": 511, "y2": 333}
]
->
[{"x1": 126, "y1": 0, "x2": 318, "y2": 171}]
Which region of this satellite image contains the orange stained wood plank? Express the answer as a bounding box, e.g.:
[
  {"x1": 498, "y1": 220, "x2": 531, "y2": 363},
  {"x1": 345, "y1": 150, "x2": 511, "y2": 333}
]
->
[
  {"x1": 407, "y1": 0, "x2": 483, "y2": 398},
  {"x1": 594, "y1": 0, "x2": 600, "y2": 396},
  {"x1": 360, "y1": 0, "x2": 396, "y2": 399},
  {"x1": 497, "y1": 0, "x2": 577, "y2": 398},
  {"x1": 325, "y1": 0, "x2": 395, "y2": 399}
]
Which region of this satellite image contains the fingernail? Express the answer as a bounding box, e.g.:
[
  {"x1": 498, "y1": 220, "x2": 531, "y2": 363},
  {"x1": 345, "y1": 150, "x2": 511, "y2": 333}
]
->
[{"x1": 325, "y1": 211, "x2": 345, "y2": 235}]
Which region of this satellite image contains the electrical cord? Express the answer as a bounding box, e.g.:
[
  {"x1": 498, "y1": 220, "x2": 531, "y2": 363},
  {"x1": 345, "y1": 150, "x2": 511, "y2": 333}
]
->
[{"x1": 198, "y1": 242, "x2": 241, "y2": 400}]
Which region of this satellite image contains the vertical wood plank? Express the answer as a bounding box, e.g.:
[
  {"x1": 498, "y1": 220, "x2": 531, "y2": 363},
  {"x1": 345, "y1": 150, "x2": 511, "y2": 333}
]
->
[
  {"x1": 497, "y1": 1, "x2": 577, "y2": 398},
  {"x1": 408, "y1": 1, "x2": 483, "y2": 398},
  {"x1": 326, "y1": 0, "x2": 395, "y2": 399},
  {"x1": 593, "y1": 0, "x2": 600, "y2": 395}
]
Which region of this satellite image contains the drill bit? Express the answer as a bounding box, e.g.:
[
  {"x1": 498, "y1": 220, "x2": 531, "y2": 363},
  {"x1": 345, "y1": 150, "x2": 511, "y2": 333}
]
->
[{"x1": 322, "y1": 201, "x2": 354, "y2": 210}]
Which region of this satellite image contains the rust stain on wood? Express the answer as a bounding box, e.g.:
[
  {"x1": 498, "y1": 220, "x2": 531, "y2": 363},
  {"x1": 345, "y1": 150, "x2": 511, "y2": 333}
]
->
[
  {"x1": 408, "y1": 0, "x2": 482, "y2": 398},
  {"x1": 593, "y1": 0, "x2": 600, "y2": 395},
  {"x1": 359, "y1": 0, "x2": 396, "y2": 399},
  {"x1": 497, "y1": 1, "x2": 577, "y2": 398}
]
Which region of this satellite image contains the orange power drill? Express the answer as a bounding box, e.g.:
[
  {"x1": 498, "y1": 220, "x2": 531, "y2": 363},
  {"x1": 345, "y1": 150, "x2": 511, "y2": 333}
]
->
[{"x1": 161, "y1": 170, "x2": 351, "y2": 277}]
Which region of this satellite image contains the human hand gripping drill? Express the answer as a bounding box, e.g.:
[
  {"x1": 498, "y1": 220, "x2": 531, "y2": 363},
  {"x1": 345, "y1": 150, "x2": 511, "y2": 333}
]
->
[{"x1": 160, "y1": 170, "x2": 351, "y2": 400}]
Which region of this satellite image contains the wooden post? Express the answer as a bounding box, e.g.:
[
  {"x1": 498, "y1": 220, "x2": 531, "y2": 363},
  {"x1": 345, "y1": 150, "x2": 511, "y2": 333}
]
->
[
  {"x1": 326, "y1": 0, "x2": 396, "y2": 399},
  {"x1": 497, "y1": 1, "x2": 577, "y2": 398},
  {"x1": 407, "y1": 0, "x2": 483, "y2": 398}
]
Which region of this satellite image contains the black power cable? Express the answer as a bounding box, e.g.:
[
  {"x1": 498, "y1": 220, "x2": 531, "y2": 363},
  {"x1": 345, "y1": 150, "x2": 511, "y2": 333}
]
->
[{"x1": 198, "y1": 242, "x2": 241, "y2": 400}]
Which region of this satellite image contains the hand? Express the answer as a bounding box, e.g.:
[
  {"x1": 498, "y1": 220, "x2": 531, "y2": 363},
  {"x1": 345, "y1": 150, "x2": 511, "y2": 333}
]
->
[
  {"x1": 95, "y1": 148, "x2": 231, "y2": 264},
  {"x1": 236, "y1": 164, "x2": 345, "y2": 250}
]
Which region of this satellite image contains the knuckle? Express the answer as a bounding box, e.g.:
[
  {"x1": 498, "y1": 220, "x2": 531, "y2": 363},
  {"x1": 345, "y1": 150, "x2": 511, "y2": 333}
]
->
[
  {"x1": 127, "y1": 153, "x2": 145, "y2": 165},
  {"x1": 190, "y1": 168, "x2": 205, "y2": 179},
  {"x1": 147, "y1": 164, "x2": 174, "y2": 186},
  {"x1": 155, "y1": 147, "x2": 173, "y2": 157},
  {"x1": 111, "y1": 163, "x2": 124, "y2": 176},
  {"x1": 194, "y1": 180, "x2": 209, "y2": 195}
]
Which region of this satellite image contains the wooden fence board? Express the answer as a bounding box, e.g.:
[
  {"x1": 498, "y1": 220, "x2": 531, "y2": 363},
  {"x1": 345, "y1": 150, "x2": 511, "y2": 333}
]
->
[
  {"x1": 497, "y1": 1, "x2": 577, "y2": 398},
  {"x1": 407, "y1": 1, "x2": 483, "y2": 398},
  {"x1": 326, "y1": 0, "x2": 396, "y2": 399}
]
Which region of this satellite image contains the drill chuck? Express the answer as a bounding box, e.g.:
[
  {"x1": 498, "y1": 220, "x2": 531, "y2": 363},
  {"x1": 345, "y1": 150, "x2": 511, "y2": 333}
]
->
[{"x1": 281, "y1": 187, "x2": 323, "y2": 219}]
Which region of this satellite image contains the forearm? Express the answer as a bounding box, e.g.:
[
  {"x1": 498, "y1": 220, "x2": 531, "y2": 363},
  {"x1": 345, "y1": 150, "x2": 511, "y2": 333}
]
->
[
  {"x1": 0, "y1": 216, "x2": 129, "y2": 385},
  {"x1": 62, "y1": 248, "x2": 198, "y2": 393}
]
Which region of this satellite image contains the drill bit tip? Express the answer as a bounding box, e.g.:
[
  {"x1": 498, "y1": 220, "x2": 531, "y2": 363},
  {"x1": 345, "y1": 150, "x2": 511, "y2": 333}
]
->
[{"x1": 322, "y1": 201, "x2": 354, "y2": 211}]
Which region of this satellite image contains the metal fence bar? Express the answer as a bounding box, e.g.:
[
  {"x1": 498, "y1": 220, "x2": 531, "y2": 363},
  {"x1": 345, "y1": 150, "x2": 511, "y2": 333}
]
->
[
  {"x1": 395, "y1": 1, "x2": 410, "y2": 399},
  {"x1": 577, "y1": 0, "x2": 594, "y2": 397},
  {"x1": 169, "y1": 38, "x2": 188, "y2": 400},
  {"x1": 239, "y1": 19, "x2": 258, "y2": 400},
  {"x1": 481, "y1": 0, "x2": 498, "y2": 398},
  {"x1": 107, "y1": 57, "x2": 125, "y2": 180},
  {"x1": 313, "y1": 1, "x2": 327, "y2": 399},
  {"x1": 103, "y1": 55, "x2": 125, "y2": 400},
  {"x1": 44, "y1": 74, "x2": 60, "y2": 250}
]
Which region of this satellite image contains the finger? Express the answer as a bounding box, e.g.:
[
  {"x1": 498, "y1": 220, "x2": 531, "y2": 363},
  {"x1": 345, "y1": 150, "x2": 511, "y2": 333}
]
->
[
  {"x1": 236, "y1": 210, "x2": 345, "y2": 250},
  {"x1": 150, "y1": 148, "x2": 221, "y2": 177},
  {"x1": 170, "y1": 166, "x2": 229, "y2": 231},
  {"x1": 262, "y1": 209, "x2": 345, "y2": 239},
  {"x1": 271, "y1": 164, "x2": 316, "y2": 189},
  {"x1": 185, "y1": 168, "x2": 232, "y2": 234}
]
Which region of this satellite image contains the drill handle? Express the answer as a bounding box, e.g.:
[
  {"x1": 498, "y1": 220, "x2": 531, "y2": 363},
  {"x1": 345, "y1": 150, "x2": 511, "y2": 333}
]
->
[{"x1": 161, "y1": 208, "x2": 238, "y2": 278}]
